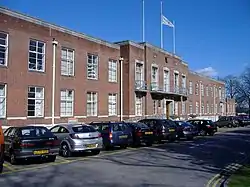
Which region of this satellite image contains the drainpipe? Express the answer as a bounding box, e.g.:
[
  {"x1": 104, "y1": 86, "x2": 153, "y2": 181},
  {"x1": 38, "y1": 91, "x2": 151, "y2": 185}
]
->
[
  {"x1": 119, "y1": 57, "x2": 124, "y2": 121},
  {"x1": 52, "y1": 38, "x2": 58, "y2": 126}
]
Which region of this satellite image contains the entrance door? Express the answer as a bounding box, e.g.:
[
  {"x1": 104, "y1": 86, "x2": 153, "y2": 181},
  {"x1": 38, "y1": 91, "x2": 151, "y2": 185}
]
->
[{"x1": 166, "y1": 101, "x2": 172, "y2": 119}]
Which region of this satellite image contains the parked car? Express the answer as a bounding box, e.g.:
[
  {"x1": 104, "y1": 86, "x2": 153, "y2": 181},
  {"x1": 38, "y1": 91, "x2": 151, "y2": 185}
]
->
[
  {"x1": 138, "y1": 119, "x2": 177, "y2": 143},
  {"x1": 215, "y1": 116, "x2": 240, "y2": 128},
  {"x1": 90, "y1": 121, "x2": 133, "y2": 150},
  {"x1": 126, "y1": 122, "x2": 154, "y2": 147},
  {"x1": 4, "y1": 126, "x2": 59, "y2": 165},
  {"x1": 0, "y1": 125, "x2": 4, "y2": 173},
  {"x1": 174, "y1": 121, "x2": 197, "y2": 140},
  {"x1": 50, "y1": 124, "x2": 103, "y2": 157},
  {"x1": 186, "y1": 119, "x2": 217, "y2": 136},
  {"x1": 235, "y1": 116, "x2": 250, "y2": 127}
]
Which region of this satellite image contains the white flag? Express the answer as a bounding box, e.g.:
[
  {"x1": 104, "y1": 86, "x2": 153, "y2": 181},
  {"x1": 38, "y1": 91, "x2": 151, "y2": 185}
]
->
[{"x1": 161, "y1": 15, "x2": 174, "y2": 28}]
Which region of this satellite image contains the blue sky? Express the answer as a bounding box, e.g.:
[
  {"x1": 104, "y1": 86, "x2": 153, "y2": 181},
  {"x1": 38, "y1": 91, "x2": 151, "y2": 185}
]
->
[{"x1": 1, "y1": 0, "x2": 250, "y2": 77}]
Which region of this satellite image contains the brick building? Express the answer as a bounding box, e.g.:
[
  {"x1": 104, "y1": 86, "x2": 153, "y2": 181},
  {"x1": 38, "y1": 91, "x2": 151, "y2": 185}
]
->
[{"x1": 0, "y1": 8, "x2": 236, "y2": 126}]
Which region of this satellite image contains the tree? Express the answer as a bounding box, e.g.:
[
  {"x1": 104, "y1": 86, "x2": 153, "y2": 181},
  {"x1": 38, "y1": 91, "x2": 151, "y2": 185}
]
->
[
  {"x1": 223, "y1": 75, "x2": 239, "y2": 99},
  {"x1": 236, "y1": 67, "x2": 250, "y2": 116}
]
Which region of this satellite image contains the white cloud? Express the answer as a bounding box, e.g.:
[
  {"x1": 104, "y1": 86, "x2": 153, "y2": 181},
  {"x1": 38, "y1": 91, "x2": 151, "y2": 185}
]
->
[{"x1": 195, "y1": 67, "x2": 218, "y2": 77}]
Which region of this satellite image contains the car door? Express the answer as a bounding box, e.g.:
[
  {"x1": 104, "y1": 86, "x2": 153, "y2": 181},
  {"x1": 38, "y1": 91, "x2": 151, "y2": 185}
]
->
[{"x1": 50, "y1": 126, "x2": 69, "y2": 142}]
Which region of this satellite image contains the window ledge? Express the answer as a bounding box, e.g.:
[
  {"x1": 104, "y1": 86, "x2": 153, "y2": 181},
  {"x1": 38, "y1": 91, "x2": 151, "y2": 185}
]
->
[{"x1": 27, "y1": 116, "x2": 44, "y2": 119}]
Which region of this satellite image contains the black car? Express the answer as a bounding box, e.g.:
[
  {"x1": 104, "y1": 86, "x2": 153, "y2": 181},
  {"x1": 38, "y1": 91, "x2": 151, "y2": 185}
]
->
[
  {"x1": 4, "y1": 126, "x2": 60, "y2": 164},
  {"x1": 215, "y1": 116, "x2": 240, "y2": 128},
  {"x1": 138, "y1": 119, "x2": 177, "y2": 143},
  {"x1": 186, "y1": 119, "x2": 217, "y2": 136},
  {"x1": 126, "y1": 122, "x2": 154, "y2": 147},
  {"x1": 174, "y1": 121, "x2": 197, "y2": 140}
]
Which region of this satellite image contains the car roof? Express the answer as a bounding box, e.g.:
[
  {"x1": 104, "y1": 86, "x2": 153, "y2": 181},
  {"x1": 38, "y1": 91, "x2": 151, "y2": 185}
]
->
[{"x1": 55, "y1": 123, "x2": 89, "y2": 129}]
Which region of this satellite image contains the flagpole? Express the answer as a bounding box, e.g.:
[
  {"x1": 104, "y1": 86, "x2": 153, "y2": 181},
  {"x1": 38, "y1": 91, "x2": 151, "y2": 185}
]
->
[
  {"x1": 142, "y1": 0, "x2": 145, "y2": 42},
  {"x1": 173, "y1": 20, "x2": 176, "y2": 54},
  {"x1": 160, "y1": 1, "x2": 163, "y2": 48}
]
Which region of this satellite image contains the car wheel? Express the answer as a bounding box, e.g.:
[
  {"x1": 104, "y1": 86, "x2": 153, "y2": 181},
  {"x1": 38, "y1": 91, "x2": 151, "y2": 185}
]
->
[
  {"x1": 10, "y1": 152, "x2": 18, "y2": 165},
  {"x1": 120, "y1": 144, "x2": 127, "y2": 149},
  {"x1": 61, "y1": 143, "x2": 71, "y2": 157},
  {"x1": 47, "y1": 155, "x2": 56, "y2": 162},
  {"x1": 91, "y1": 150, "x2": 100, "y2": 155},
  {"x1": 200, "y1": 130, "x2": 207, "y2": 136}
]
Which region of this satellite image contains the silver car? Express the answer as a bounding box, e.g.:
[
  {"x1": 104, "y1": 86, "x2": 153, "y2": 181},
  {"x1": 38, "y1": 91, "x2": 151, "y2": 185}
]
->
[{"x1": 50, "y1": 123, "x2": 103, "y2": 157}]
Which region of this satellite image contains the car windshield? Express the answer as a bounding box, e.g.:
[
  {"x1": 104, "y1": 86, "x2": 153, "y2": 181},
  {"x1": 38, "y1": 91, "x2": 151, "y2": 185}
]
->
[
  {"x1": 20, "y1": 127, "x2": 54, "y2": 137},
  {"x1": 72, "y1": 125, "x2": 97, "y2": 133},
  {"x1": 162, "y1": 120, "x2": 176, "y2": 127},
  {"x1": 180, "y1": 121, "x2": 192, "y2": 127}
]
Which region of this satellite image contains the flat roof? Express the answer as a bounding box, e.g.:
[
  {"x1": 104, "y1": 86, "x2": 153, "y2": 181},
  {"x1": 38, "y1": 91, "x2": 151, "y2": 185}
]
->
[
  {"x1": 0, "y1": 7, "x2": 120, "y2": 49},
  {"x1": 189, "y1": 71, "x2": 225, "y2": 84}
]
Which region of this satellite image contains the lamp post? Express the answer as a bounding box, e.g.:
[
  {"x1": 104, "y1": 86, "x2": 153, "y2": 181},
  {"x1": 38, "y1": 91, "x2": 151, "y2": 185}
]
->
[
  {"x1": 119, "y1": 57, "x2": 124, "y2": 121},
  {"x1": 52, "y1": 38, "x2": 58, "y2": 125}
]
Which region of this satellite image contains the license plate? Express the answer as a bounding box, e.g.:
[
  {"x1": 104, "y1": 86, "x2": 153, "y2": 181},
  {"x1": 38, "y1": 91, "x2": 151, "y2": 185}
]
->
[
  {"x1": 33, "y1": 150, "x2": 49, "y2": 155},
  {"x1": 145, "y1": 132, "x2": 153, "y2": 135},
  {"x1": 119, "y1": 135, "x2": 128, "y2": 139},
  {"x1": 169, "y1": 129, "x2": 175, "y2": 132},
  {"x1": 86, "y1": 144, "x2": 96, "y2": 148}
]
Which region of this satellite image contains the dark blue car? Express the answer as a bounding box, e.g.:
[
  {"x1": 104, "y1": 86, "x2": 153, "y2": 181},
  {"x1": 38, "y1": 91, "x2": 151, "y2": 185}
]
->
[{"x1": 89, "y1": 121, "x2": 133, "y2": 150}]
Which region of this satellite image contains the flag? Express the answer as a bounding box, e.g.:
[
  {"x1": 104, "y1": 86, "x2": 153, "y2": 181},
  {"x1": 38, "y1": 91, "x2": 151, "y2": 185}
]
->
[{"x1": 161, "y1": 15, "x2": 174, "y2": 28}]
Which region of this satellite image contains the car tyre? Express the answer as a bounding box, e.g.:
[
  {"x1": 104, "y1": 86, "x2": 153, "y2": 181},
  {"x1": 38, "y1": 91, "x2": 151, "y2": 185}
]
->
[
  {"x1": 48, "y1": 155, "x2": 56, "y2": 162},
  {"x1": 10, "y1": 152, "x2": 18, "y2": 165},
  {"x1": 120, "y1": 144, "x2": 127, "y2": 149},
  {"x1": 0, "y1": 164, "x2": 2, "y2": 173},
  {"x1": 199, "y1": 130, "x2": 207, "y2": 136},
  {"x1": 61, "y1": 143, "x2": 71, "y2": 157},
  {"x1": 92, "y1": 150, "x2": 100, "y2": 155}
]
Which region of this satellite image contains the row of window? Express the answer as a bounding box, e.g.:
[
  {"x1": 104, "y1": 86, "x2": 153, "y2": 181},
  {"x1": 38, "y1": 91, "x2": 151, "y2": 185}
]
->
[
  {"x1": 0, "y1": 32, "x2": 118, "y2": 82},
  {"x1": 0, "y1": 84, "x2": 118, "y2": 118},
  {"x1": 189, "y1": 81, "x2": 225, "y2": 98}
]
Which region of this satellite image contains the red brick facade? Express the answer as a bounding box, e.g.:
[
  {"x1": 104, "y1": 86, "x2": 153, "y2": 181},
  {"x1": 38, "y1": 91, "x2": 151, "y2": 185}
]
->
[{"x1": 0, "y1": 8, "x2": 236, "y2": 126}]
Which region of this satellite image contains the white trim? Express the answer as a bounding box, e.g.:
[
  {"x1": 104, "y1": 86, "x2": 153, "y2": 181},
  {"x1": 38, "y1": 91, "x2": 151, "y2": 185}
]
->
[
  {"x1": 135, "y1": 60, "x2": 144, "y2": 81},
  {"x1": 174, "y1": 70, "x2": 179, "y2": 74},
  {"x1": 0, "y1": 32, "x2": 8, "y2": 67},
  {"x1": 98, "y1": 115, "x2": 109, "y2": 118},
  {"x1": 115, "y1": 41, "x2": 144, "y2": 49},
  {"x1": 108, "y1": 59, "x2": 118, "y2": 83},
  {"x1": 7, "y1": 117, "x2": 27, "y2": 120},
  {"x1": 44, "y1": 116, "x2": 60, "y2": 119},
  {"x1": 87, "y1": 53, "x2": 99, "y2": 80},
  {"x1": 151, "y1": 64, "x2": 159, "y2": 85},
  {"x1": 0, "y1": 7, "x2": 120, "y2": 49},
  {"x1": 74, "y1": 116, "x2": 87, "y2": 119},
  {"x1": 151, "y1": 63, "x2": 158, "y2": 68},
  {"x1": 61, "y1": 47, "x2": 75, "y2": 76},
  {"x1": 163, "y1": 68, "x2": 170, "y2": 92},
  {"x1": 60, "y1": 89, "x2": 74, "y2": 117}
]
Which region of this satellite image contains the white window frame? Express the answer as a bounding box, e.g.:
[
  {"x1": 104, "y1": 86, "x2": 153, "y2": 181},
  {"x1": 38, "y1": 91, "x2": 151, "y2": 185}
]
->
[
  {"x1": 181, "y1": 102, "x2": 185, "y2": 115},
  {"x1": 0, "y1": 84, "x2": 7, "y2": 118},
  {"x1": 195, "y1": 83, "x2": 199, "y2": 95},
  {"x1": 108, "y1": 59, "x2": 117, "y2": 82},
  {"x1": 135, "y1": 95, "x2": 143, "y2": 116},
  {"x1": 163, "y1": 68, "x2": 170, "y2": 92},
  {"x1": 60, "y1": 89, "x2": 74, "y2": 117},
  {"x1": 206, "y1": 102, "x2": 210, "y2": 114},
  {"x1": 87, "y1": 54, "x2": 98, "y2": 80},
  {"x1": 108, "y1": 93, "x2": 117, "y2": 116},
  {"x1": 206, "y1": 86, "x2": 209, "y2": 97},
  {"x1": 210, "y1": 87, "x2": 213, "y2": 97},
  {"x1": 61, "y1": 48, "x2": 75, "y2": 76},
  {"x1": 0, "y1": 32, "x2": 8, "y2": 67},
  {"x1": 151, "y1": 64, "x2": 159, "y2": 84},
  {"x1": 28, "y1": 39, "x2": 46, "y2": 72},
  {"x1": 153, "y1": 100, "x2": 157, "y2": 115},
  {"x1": 87, "y1": 92, "x2": 98, "y2": 116},
  {"x1": 135, "y1": 61, "x2": 144, "y2": 81},
  {"x1": 174, "y1": 71, "x2": 179, "y2": 88},
  {"x1": 201, "y1": 84, "x2": 204, "y2": 96},
  {"x1": 189, "y1": 81, "x2": 193, "y2": 95},
  {"x1": 27, "y1": 86, "x2": 44, "y2": 117},
  {"x1": 211, "y1": 104, "x2": 214, "y2": 114},
  {"x1": 189, "y1": 104, "x2": 193, "y2": 114},
  {"x1": 195, "y1": 102, "x2": 199, "y2": 114},
  {"x1": 181, "y1": 74, "x2": 186, "y2": 89},
  {"x1": 201, "y1": 101, "x2": 204, "y2": 114}
]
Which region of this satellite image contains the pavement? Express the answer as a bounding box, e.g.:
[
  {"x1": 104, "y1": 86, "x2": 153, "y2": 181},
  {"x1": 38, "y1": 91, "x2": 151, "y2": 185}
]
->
[{"x1": 1, "y1": 127, "x2": 250, "y2": 187}]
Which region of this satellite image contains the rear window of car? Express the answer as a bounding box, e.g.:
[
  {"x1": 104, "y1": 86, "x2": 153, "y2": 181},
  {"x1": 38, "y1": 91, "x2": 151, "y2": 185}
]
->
[
  {"x1": 20, "y1": 127, "x2": 53, "y2": 137},
  {"x1": 129, "y1": 123, "x2": 148, "y2": 128},
  {"x1": 161, "y1": 120, "x2": 176, "y2": 128},
  {"x1": 72, "y1": 125, "x2": 96, "y2": 133}
]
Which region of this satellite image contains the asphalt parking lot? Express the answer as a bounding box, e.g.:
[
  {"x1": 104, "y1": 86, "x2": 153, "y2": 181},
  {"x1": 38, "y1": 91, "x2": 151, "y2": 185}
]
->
[{"x1": 1, "y1": 127, "x2": 250, "y2": 187}]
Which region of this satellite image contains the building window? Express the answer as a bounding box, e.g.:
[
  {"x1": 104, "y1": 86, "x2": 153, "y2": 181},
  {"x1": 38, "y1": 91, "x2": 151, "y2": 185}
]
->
[
  {"x1": 87, "y1": 92, "x2": 97, "y2": 116},
  {"x1": 61, "y1": 48, "x2": 74, "y2": 76},
  {"x1": 163, "y1": 70, "x2": 170, "y2": 92},
  {"x1": 189, "y1": 104, "x2": 193, "y2": 114},
  {"x1": 181, "y1": 102, "x2": 185, "y2": 115},
  {"x1": 135, "y1": 96, "x2": 143, "y2": 116},
  {"x1": 87, "y1": 54, "x2": 98, "y2": 79},
  {"x1": 0, "y1": 84, "x2": 6, "y2": 118},
  {"x1": 108, "y1": 59, "x2": 117, "y2": 82},
  {"x1": 195, "y1": 102, "x2": 199, "y2": 114},
  {"x1": 210, "y1": 87, "x2": 213, "y2": 97},
  {"x1": 0, "y1": 32, "x2": 8, "y2": 66},
  {"x1": 201, "y1": 84, "x2": 204, "y2": 96},
  {"x1": 207, "y1": 102, "x2": 209, "y2": 114},
  {"x1": 175, "y1": 102, "x2": 178, "y2": 115},
  {"x1": 211, "y1": 104, "x2": 214, "y2": 114},
  {"x1": 189, "y1": 81, "x2": 193, "y2": 94},
  {"x1": 219, "y1": 87, "x2": 222, "y2": 99},
  {"x1": 201, "y1": 101, "x2": 204, "y2": 114},
  {"x1": 215, "y1": 87, "x2": 218, "y2": 98},
  {"x1": 195, "y1": 83, "x2": 199, "y2": 95},
  {"x1": 108, "y1": 93, "x2": 117, "y2": 116},
  {"x1": 29, "y1": 39, "x2": 45, "y2": 72},
  {"x1": 153, "y1": 100, "x2": 157, "y2": 114},
  {"x1": 206, "y1": 86, "x2": 209, "y2": 97},
  {"x1": 135, "y1": 62, "x2": 144, "y2": 81},
  {"x1": 60, "y1": 90, "x2": 74, "y2": 117},
  {"x1": 151, "y1": 66, "x2": 158, "y2": 83},
  {"x1": 215, "y1": 104, "x2": 218, "y2": 114},
  {"x1": 27, "y1": 87, "x2": 44, "y2": 117}
]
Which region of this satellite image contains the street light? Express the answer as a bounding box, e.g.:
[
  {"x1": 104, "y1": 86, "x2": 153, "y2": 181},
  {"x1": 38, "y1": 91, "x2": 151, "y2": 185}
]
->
[
  {"x1": 119, "y1": 57, "x2": 124, "y2": 121},
  {"x1": 52, "y1": 38, "x2": 58, "y2": 125}
]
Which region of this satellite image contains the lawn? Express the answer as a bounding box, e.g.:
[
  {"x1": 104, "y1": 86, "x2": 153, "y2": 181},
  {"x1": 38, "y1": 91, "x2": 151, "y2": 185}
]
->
[{"x1": 228, "y1": 165, "x2": 250, "y2": 187}]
